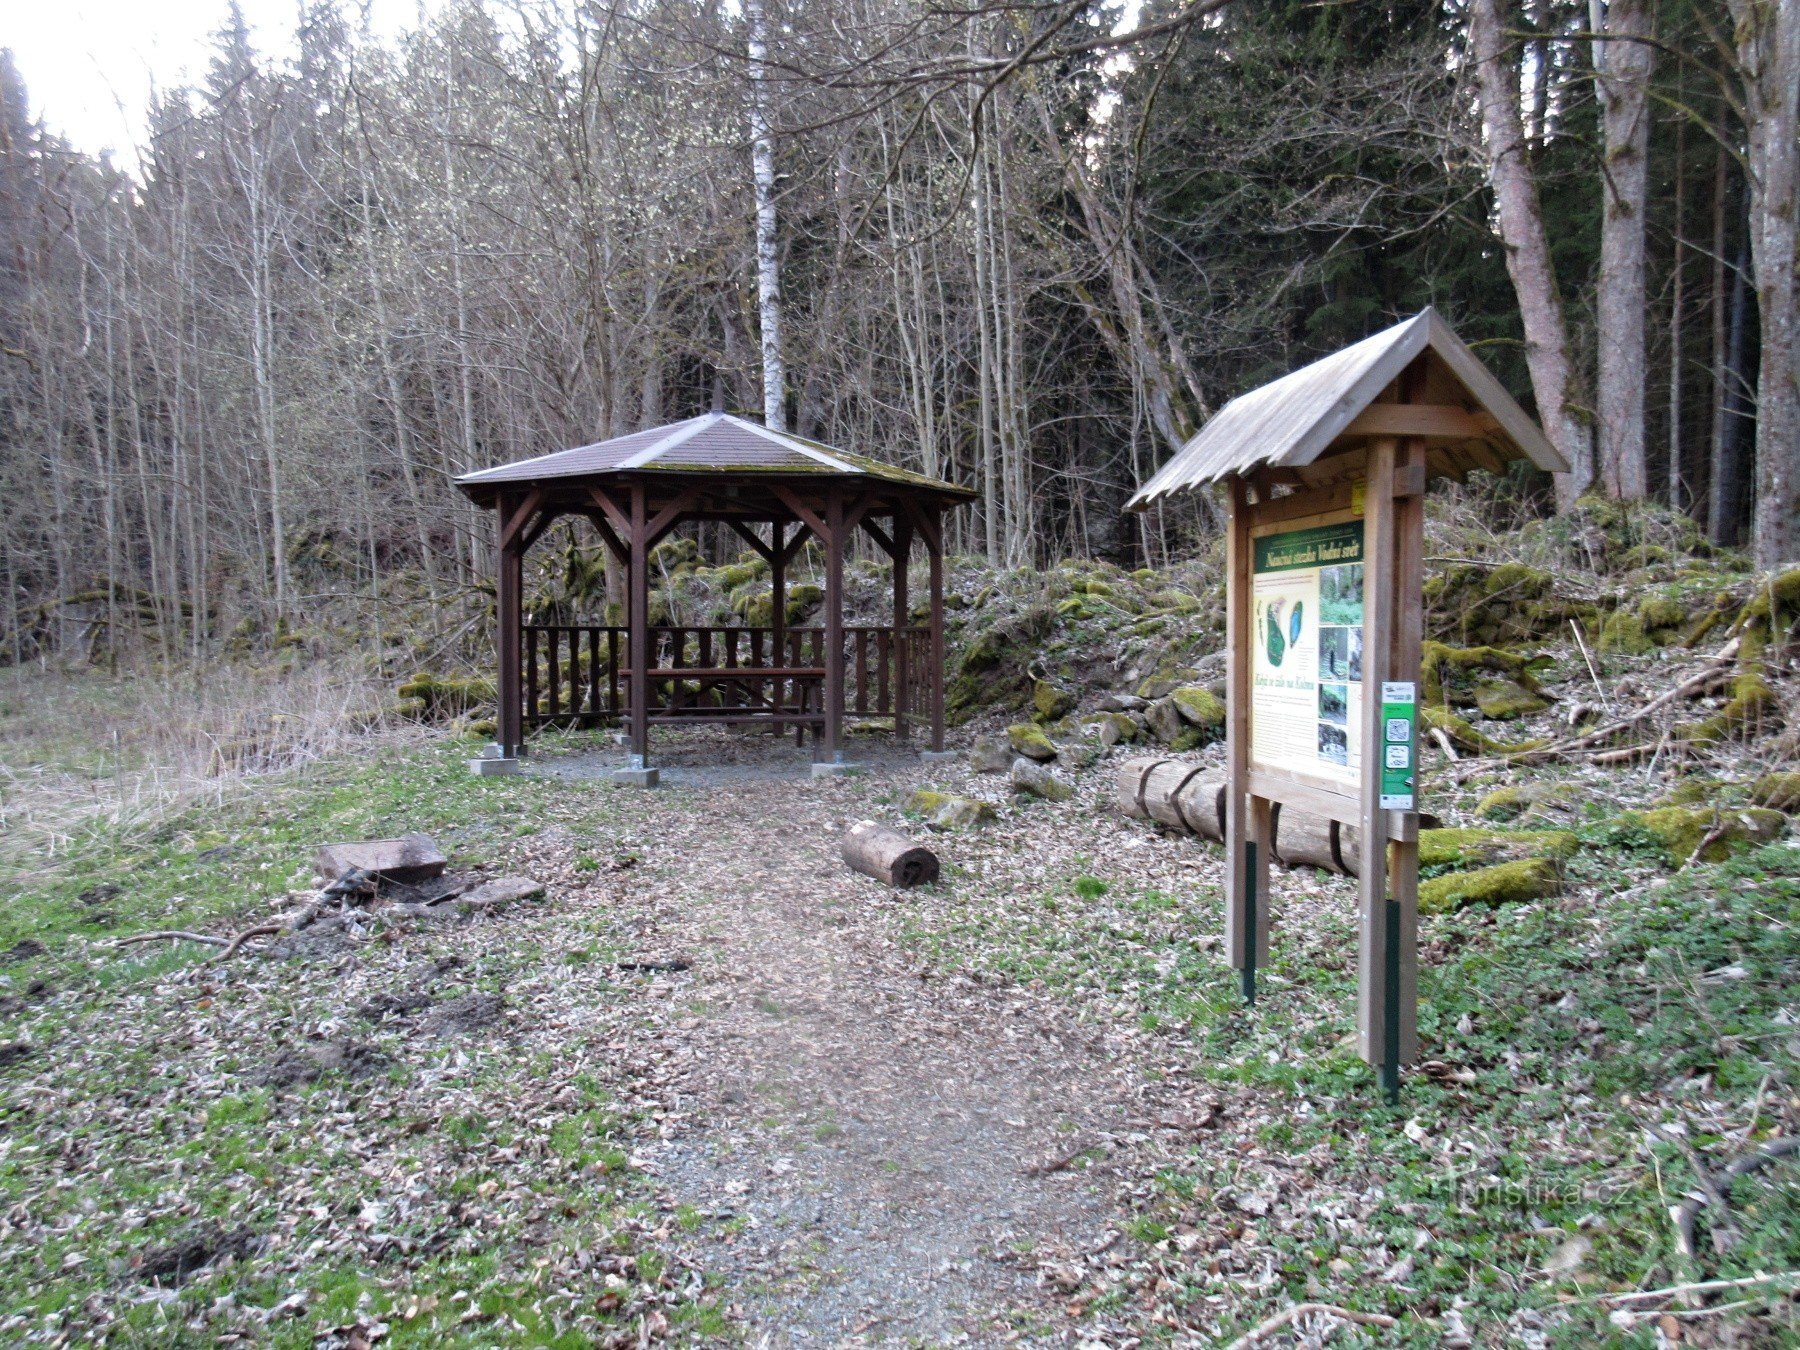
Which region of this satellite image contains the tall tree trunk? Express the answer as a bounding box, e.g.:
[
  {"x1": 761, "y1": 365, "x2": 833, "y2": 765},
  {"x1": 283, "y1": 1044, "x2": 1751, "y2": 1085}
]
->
[
  {"x1": 746, "y1": 0, "x2": 785, "y2": 432},
  {"x1": 1730, "y1": 0, "x2": 1800, "y2": 569},
  {"x1": 1667, "y1": 96, "x2": 1686, "y2": 513},
  {"x1": 1468, "y1": 0, "x2": 1593, "y2": 506},
  {"x1": 1593, "y1": 0, "x2": 1653, "y2": 499}
]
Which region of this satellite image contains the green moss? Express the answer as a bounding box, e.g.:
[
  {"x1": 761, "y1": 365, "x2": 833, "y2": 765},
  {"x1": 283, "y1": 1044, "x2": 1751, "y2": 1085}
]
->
[
  {"x1": 397, "y1": 671, "x2": 497, "y2": 722},
  {"x1": 1597, "y1": 609, "x2": 1650, "y2": 655},
  {"x1": 1676, "y1": 669, "x2": 1776, "y2": 744},
  {"x1": 1473, "y1": 679, "x2": 1549, "y2": 720},
  {"x1": 1418, "y1": 827, "x2": 1577, "y2": 871},
  {"x1": 1095, "y1": 711, "x2": 1140, "y2": 745},
  {"x1": 1421, "y1": 641, "x2": 1546, "y2": 709},
  {"x1": 1631, "y1": 806, "x2": 1787, "y2": 865},
  {"x1": 1006, "y1": 723, "x2": 1057, "y2": 761},
  {"x1": 1635, "y1": 593, "x2": 1689, "y2": 640},
  {"x1": 1750, "y1": 771, "x2": 1800, "y2": 813},
  {"x1": 1419, "y1": 857, "x2": 1562, "y2": 916},
  {"x1": 1170, "y1": 685, "x2": 1225, "y2": 728},
  {"x1": 1168, "y1": 727, "x2": 1206, "y2": 752},
  {"x1": 1032, "y1": 680, "x2": 1076, "y2": 723},
  {"x1": 907, "y1": 790, "x2": 996, "y2": 829},
  {"x1": 1653, "y1": 779, "x2": 1722, "y2": 808},
  {"x1": 1473, "y1": 786, "x2": 1530, "y2": 822},
  {"x1": 1421, "y1": 704, "x2": 1547, "y2": 756}
]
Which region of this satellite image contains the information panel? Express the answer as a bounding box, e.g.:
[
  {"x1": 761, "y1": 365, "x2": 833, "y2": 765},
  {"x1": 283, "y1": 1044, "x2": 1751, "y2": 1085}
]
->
[{"x1": 1250, "y1": 519, "x2": 1365, "y2": 790}]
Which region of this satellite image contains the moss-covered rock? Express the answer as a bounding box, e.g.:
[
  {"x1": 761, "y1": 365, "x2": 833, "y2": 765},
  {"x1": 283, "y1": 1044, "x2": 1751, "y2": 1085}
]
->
[
  {"x1": 1419, "y1": 857, "x2": 1562, "y2": 915},
  {"x1": 1095, "y1": 712, "x2": 1140, "y2": 747},
  {"x1": 1418, "y1": 826, "x2": 1577, "y2": 871},
  {"x1": 1144, "y1": 698, "x2": 1186, "y2": 744},
  {"x1": 1750, "y1": 771, "x2": 1800, "y2": 814},
  {"x1": 1473, "y1": 782, "x2": 1581, "y2": 824},
  {"x1": 1474, "y1": 679, "x2": 1549, "y2": 720},
  {"x1": 908, "y1": 789, "x2": 997, "y2": 829},
  {"x1": 969, "y1": 737, "x2": 1013, "y2": 774},
  {"x1": 1011, "y1": 758, "x2": 1073, "y2": 802},
  {"x1": 1422, "y1": 704, "x2": 1548, "y2": 757},
  {"x1": 1631, "y1": 806, "x2": 1787, "y2": 865},
  {"x1": 1007, "y1": 723, "x2": 1058, "y2": 762},
  {"x1": 1473, "y1": 786, "x2": 1531, "y2": 822},
  {"x1": 945, "y1": 605, "x2": 1053, "y2": 723},
  {"x1": 1170, "y1": 685, "x2": 1226, "y2": 729},
  {"x1": 1032, "y1": 680, "x2": 1076, "y2": 723},
  {"x1": 1597, "y1": 608, "x2": 1651, "y2": 655},
  {"x1": 1675, "y1": 669, "x2": 1776, "y2": 745},
  {"x1": 1422, "y1": 641, "x2": 1550, "y2": 709}
]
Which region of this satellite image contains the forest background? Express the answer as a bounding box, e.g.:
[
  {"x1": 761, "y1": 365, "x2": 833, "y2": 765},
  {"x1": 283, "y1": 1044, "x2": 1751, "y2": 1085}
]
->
[{"x1": 1, "y1": 0, "x2": 1794, "y2": 666}]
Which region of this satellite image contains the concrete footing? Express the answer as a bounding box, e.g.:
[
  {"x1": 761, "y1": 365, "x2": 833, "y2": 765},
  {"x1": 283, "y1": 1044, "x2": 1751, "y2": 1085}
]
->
[
  {"x1": 810, "y1": 760, "x2": 863, "y2": 779},
  {"x1": 469, "y1": 756, "x2": 521, "y2": 777},
  {"x1": 611, "y1": 766, "x2": 660, "y2": 788},
  {"x1": 919, "y1": 749, "x2": 960, "y2": 764}
]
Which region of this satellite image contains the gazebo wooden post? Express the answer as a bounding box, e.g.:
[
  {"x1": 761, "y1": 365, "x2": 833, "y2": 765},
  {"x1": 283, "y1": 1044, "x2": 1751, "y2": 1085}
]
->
[
  {"x1": 892, "y1": 516, "x2": 913, "y2": 740},
  {"x1": 627, "y1": 481, "x2": 652, "y2": 774},
  {"x1": 769, "y1": 521, "x2": 787, "y2": 733},
  {"x1": 495, "y1": 498, "x2": 524, "y2": 758},
  {"x1": 926, "y1": 506, "x2": 946, "y2": 753},
  {"x1": 821, "y1": 489, "x2": 846, "y2": 762}
]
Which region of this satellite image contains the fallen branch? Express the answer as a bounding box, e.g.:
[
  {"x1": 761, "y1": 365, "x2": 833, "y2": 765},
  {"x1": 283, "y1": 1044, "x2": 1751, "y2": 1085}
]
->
[
  {"x1": 1529, "y1": 638, "x2": 1740, "y2": 760},
  {"x1": 111, "y1": 930, "x2": 228, "y2": 949},
  {"x1": 1590, "y1": 1270, "x2": 1800, "y2": 1306},
  {"x1": 1224, "y1": 1302, "x2": 1398, "y2": 1348},
  {"x1": 207, "y1": 923, "x2": 282, "y2": 964}
]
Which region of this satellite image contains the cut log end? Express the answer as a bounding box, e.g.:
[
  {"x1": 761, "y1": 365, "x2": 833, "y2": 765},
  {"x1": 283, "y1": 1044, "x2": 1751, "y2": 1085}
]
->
[{"x1": 841, "y1": 820, "x2": 940, "y2": 889}]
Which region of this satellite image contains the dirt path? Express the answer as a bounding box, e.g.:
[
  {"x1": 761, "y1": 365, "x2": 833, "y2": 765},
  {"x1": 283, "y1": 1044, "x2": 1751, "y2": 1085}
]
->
[{"x1": 571, "y1": 747, "x2": 1146, "y2": 1343}]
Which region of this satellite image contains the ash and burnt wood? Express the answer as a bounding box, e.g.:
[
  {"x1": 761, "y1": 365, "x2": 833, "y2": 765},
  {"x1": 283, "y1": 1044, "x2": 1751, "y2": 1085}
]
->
[{"x1": 840, "y1": 820, "x2": 940, "y2": 888}]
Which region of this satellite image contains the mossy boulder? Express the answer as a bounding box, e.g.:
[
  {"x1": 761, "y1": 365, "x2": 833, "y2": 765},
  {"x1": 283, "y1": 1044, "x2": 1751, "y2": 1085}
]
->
[
  {"x1": 1011, "y1": 758, "x2": 1072, "y2": 802},
  {"x1": 908, "y1": 790, "x2": 997, "y2": 830},
  {"x1": 1474, "y1": 782, "x2": 1581, "y2": 824},
  {"x1": 1473, "y1": 786, "x2": 1531, "y2": 822},
  {"x1": 945, "y1": 605, "x2": 1053, "y2": 722},
  {"x1": 1474, "y1": 679, "x2": 1549, "y2": 720},
  {"x1": 1675, "y1": 668, "x2": 1776, "y2": 745},
  {"x1": 1170, "y1": 685, "x2": 1226, "y2": 730},
  {"x1": 1095, "y1": 712, "x2": 1140, "y2": 747},
  {"x1": 1032, "y1": 680, "x2": 1077, "y2": 724},
  {"x1": 1144, "y1": 698, "x2": 1186, "y2": 744},
  {"x1": 1597, "y1": 608, "x2": 1652, "y2": 655},
  {"x1": 969, "y1": 737, "x2": 1013, "y2": 774},
  {"x1": 1007, "y1": 723, "x2": 1058, "y2": 762},
  {"x1": 1418, "y1": 826, "x2": 1577, "y2": 871},
  {"x1": 1419, "y1": 857, "x2": 1562, "y2": 916},
  {"x1": 1422, "y1": 704, "x2": 1547, "y2": 757},
  {"x1": 648, "y1": 536, "x2": 701, "y2": 574},
  {"x1": 1750, "y1": 771, "x2": 1800, "y2": 814},
  {"x1": 1422, "y1": 642, "x2": 1550, "y2": 707},
  {"x1": 1631, "y1": 806, "x2": 1786, "y2": 865}
]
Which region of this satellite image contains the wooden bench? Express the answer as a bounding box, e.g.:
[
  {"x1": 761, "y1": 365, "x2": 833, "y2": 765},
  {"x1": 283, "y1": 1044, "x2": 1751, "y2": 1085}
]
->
[{"x1": 620, "y1": 666, "x2": 826, "y2": 742}]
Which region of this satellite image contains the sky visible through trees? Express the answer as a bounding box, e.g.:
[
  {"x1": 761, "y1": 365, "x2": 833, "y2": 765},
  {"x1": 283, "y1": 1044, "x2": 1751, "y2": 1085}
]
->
[{"x1": 0, "y1": 0, "x2": 1793, "y2": 664}]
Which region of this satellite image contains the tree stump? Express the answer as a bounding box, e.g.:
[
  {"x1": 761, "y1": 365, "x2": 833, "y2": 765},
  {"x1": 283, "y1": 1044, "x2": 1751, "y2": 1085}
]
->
[{"x1": 841, "y1": 821, "x2": 940, "y2": 888}]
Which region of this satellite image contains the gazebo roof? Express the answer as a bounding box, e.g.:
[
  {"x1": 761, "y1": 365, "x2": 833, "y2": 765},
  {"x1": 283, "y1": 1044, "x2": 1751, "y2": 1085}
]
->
[
  {"x1": 1126, "y1": 309, "x2": 1565, "y2": 510},
  {"x1": 456, "y1": 412, "x2": 975, "y2": 507}
]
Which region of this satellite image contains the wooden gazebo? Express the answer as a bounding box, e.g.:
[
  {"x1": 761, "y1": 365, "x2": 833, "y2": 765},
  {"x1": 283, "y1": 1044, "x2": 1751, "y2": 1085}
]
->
[{"x1": 455, "y1": 413, "x2": 975, "y2": 784}]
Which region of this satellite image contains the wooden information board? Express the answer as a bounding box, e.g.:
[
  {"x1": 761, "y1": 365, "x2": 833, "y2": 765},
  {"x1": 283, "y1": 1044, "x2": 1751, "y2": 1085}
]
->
[
  {"x1": 1125, "y1": 310, "x2": 1569, "y2": 1102},
  {"x1": 1226, "y1": 436, "x2": 1425, "y2": 1101}
]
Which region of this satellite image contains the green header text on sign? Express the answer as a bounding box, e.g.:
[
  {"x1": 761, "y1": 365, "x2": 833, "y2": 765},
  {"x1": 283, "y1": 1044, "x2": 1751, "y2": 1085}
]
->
[{"x1": 1252, "y1": 520, "x2": 1364, "y2": 574}]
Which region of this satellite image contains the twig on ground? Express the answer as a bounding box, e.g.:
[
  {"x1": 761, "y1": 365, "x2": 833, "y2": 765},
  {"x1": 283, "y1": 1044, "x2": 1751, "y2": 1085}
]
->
[
  {"x1": 1024, "y1": 1143, "x2": 1099, "y2": 1176},
  {"x1": 206, "y1": 923, "x2": 282, "y2": 964},
  {"x1": 1683, "y1": 813, "x2": 1731, "y2": 871},
  {"x1": 111, "y1": 930, "x2": 228, "y2": 949},
  {"x1": 1589, "y1": 1270, "x2": 1800, "y2": 1305},
  {"x1": 1570, "y1": 619, "x2": 1611, "y2": 713},
  {"x1": 1224, "y1": 1302, "x2": 1398, "y2": 1348}
]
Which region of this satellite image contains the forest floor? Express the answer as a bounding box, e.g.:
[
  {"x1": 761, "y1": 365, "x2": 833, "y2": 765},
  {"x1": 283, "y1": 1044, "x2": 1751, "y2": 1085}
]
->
[{"x1": 1, "y1": 687, "x2": 1797, "y2": 1347}]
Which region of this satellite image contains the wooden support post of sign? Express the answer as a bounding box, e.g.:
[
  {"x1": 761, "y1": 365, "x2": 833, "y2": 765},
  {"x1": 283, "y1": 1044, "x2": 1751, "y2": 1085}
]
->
[
  {"x1": 1355, "y1": 432, "x2": 1425, "y2": 1099},
  {"x1": 1225, "y1": 477, "x2": 1270, "y2": 996}
]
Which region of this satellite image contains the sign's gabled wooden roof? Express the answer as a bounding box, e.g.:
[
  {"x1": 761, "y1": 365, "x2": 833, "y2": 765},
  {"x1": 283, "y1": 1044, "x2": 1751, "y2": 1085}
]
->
[
  {"x1": 456, "y1": 412, "x2": 975, "y2": 501},
  {"x1": 1126, "y1": 309, "x2": 1565, "y2": 510}
]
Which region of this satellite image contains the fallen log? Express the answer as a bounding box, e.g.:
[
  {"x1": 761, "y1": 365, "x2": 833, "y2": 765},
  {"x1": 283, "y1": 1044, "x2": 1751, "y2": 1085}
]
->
[
  {"x1": 841, "y1": 821, "x2": 940, "y2": 888},
  {"x1": 1117, "y1": 759, "x2": 1410, "y2": 877}
]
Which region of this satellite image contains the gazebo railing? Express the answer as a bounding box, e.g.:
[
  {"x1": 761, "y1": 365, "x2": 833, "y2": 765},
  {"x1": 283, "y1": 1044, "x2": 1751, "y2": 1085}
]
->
[{"x1": 522, "y1": 623, "x2": 932, "y2": 729}]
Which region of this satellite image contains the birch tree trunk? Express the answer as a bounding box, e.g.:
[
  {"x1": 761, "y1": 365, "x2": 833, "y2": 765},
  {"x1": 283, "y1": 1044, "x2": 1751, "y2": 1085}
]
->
[
  {"x1": 1730, "y1": 0, "x2": 1800, "y2": 569},
  {"x1": 1592, "y1": 0, "x2": 1653, "y2": 500},
  {"x1": 746, "y1": 0, "x2": 786, "y2": 432},
  {"x1": 1468, "y1": 0, "x2": 1593, "y2": 507}
]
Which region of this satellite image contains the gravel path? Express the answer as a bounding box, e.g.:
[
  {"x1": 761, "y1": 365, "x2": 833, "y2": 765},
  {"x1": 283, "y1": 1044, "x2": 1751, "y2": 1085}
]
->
[{"x1": 532, "y1": 731, "x2": 1149, "y2": 1342}]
